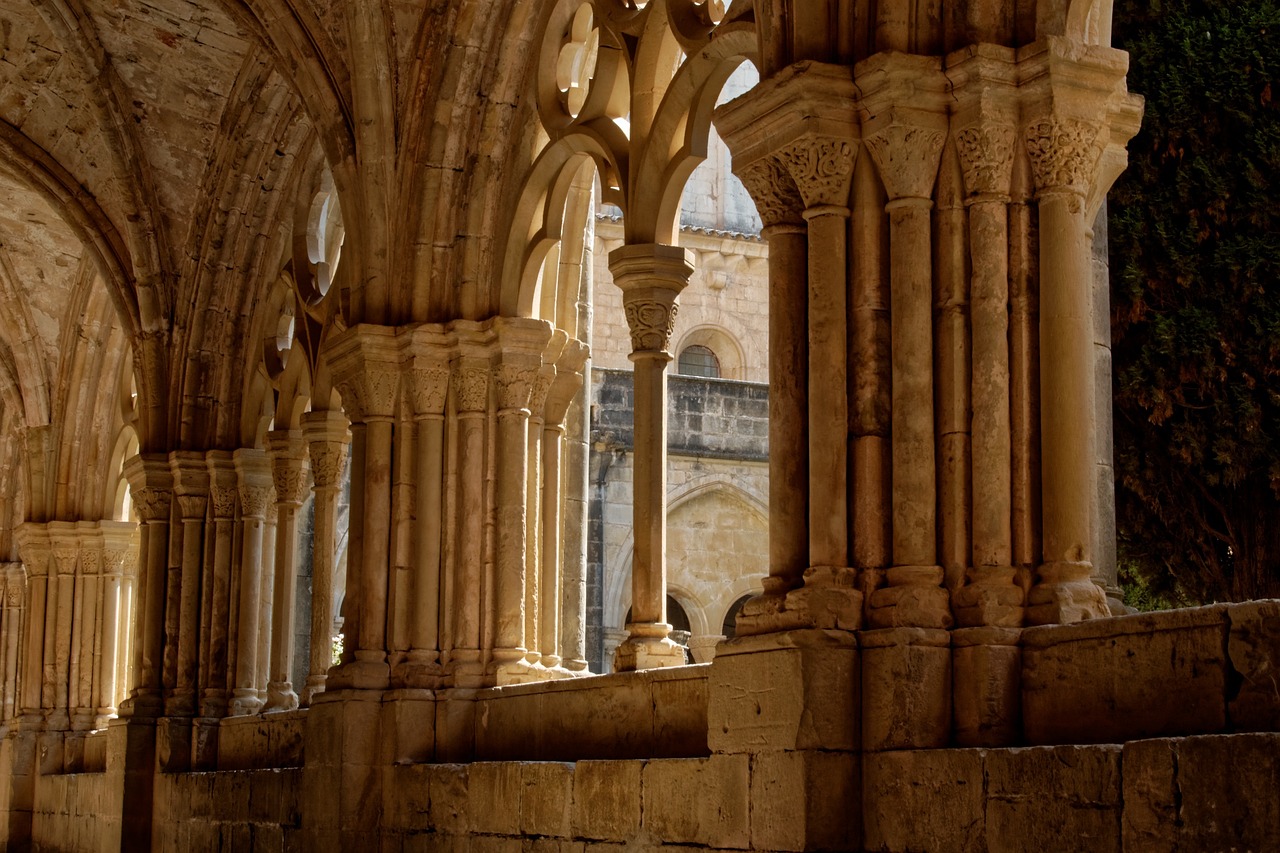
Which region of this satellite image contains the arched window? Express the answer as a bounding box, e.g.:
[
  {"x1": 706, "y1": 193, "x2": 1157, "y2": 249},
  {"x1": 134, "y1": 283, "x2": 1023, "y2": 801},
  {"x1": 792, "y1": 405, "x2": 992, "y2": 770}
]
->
[{"x1": 677, "y1": 344, "x2": 720, "y2": 378}]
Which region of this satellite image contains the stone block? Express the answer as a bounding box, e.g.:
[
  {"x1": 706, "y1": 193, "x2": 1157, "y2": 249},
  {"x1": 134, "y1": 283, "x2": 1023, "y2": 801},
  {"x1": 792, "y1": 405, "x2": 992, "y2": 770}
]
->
[
  {"x1": 649, "y1": 672, "x2": 709, "y2": 758},
  {"x1": 1227, "y1": 600, "x2": 1280, "y2": 730},
  {"x1": 386, "y1": 765, "x2": 432, "y2": 832},
  {"x1": 476, "y1": 692, "x2": 541, "y2": 761},
  {"x1": 708, "y1": 630, "x2": 858, "y2": 754},
  {"x1": 1123, "y1": 733, "x2": 1280, "y2": 853},
  {"x1": 641, "y1": 755, "x2": 749, "y2": 849},
  {"x1": 469, "y1": 762, "x2": 523, "y2": 835},
  {"x1": 435, "y1": 692, "x2": 478, "y2": 763},
  {"x1": 750, "y1": 750, "x2": 858, "y2": 852},
  {"x1": 571, "y1": 760, "x2": 642, "y2": 841},
  {"x1": 952, "y1": 628, "x2": 1021, "y2": 747},
  {"x1": 1022, "y1": 606, "x2": 1228, "y2": 744},
  {"x1": 863, "y1": 750, "x2": 985, "y2": 853},
  {"x1": 985, "y1": 745, "x2": 1121, "y2": 853},
  {"x1": 539, "y1": 676, "x2": 653, "y2": 760},
  {"x1": 861, "y1": 628, "x2": 950, "y2": 750},
  {"x1": 427, "y1": 764, "x2": 470, "y2": 835},
  {"x1": 382, "y1": 692, "x2": 438, "y2": 765},
  {"x1": 521, "y1": 763, "x2": 573, "y2": 837}
]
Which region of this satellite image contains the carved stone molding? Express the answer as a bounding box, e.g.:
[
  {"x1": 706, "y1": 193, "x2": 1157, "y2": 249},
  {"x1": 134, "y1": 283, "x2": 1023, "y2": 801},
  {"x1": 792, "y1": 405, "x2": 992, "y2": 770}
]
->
[
  {"x1": 624, "y1": 297, "x2": 679, "y2": 354},
  {"x1": 777, "y1": 137, "x2": 856, "y2": 208},
  {"x1": 955, "y1": 123, "x2": 1017, "y2": 198},
  {"x1": 1023, "y1": 115, "x2": 1105, "y2": 198},
  {"x1": 736, "y1": 156, "x2": 805, "y2": 227},
  {"x1": 864, "y1": 122, "x2": 946, "y2": 201}
]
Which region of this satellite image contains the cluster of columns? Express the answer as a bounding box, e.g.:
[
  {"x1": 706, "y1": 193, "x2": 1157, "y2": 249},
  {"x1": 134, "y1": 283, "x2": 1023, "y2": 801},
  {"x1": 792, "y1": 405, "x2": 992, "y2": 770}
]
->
[
  {"x1": 119, "y1": 429, "x2": 349, "y2": 767},
  {"x1": 11, "y1": 522, "x2": 137, "y2": 740},
  {"x1": 717, "y1": 43, "x2": 1140, "y2": 641},
  {"x1": 326, "y1": 317, "x2": 588, "y2": 689},
  {"x1": 0, "y1": 564, "x2": 22, "y2": 726}
]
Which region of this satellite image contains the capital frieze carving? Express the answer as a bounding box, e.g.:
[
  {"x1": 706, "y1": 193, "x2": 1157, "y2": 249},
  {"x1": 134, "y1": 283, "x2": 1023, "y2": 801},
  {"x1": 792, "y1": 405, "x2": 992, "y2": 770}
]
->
[
  {"x1": 80, "y1": 547, "x2": 102, "y2": 576},
  {"x1": 736, "y1": 156, "x2": 805, "y2": 227},
  {"x1": 176, "y1": 494, "x2": 208, "y2": 521},
  {"x1": 955, "y1": 123, "x2": 1016, "y2": 198},
  {"x1": 624, "y1": 298, "x2": 679, "y2": 354},
  {"x1": 777, "y1": 137, "x2": 856, "y2": 208},
  {"x1": 5, "y1": 584, "x2": 21, "y2": 608},
  {"x1": 1023, "y1": 116, "x2": 1105, "y2": 197},
  {"x1": 103, "y1": 549, "x2": 128, "y2": 577},
  {"x1": 238, "y1": 484, "x2": 275, "y2": 519},
  {"x1": 271, "y1": 461, "x2": 310, "y2": 507},
  {"x1": 528, "y1": 371, "x2": 554, "y2": 419},
  {"x1": 409, "y1": 367, "x2": 451, "y2": 417},
  {"x1": 52, "y1": 548, "x2": 77, "y2": 576},
  {"x1": 308, "y1": 441, "x2": 349, "y2": 489},
  {"x1": 132, "y1": 487, "x2": 172, "y2": 523},
  {"x1": 336, "y1": 368, "x2": 400, "y2": 422},
  {"x1": 210, "y1": 486, "x2": 237, "y2": 519},
  {"x1": 454, "y1": 366, "x2": 490, "y2": 413},
  {"x1": 864, "y1": 123, "x2": 946, "y2": 201},
  {"x1": 496, "y1": 363, "x2": 539, "y2": 412}
]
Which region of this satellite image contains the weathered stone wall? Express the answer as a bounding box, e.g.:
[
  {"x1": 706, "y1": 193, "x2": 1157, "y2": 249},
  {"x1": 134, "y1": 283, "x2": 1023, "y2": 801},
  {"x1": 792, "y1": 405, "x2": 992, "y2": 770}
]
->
[
  {"x1": 151, "y1": 768, "x2": 302, "y2": 851},
  {"x1": 30, "y1": 771, "x2": 118, "y2": 853}
]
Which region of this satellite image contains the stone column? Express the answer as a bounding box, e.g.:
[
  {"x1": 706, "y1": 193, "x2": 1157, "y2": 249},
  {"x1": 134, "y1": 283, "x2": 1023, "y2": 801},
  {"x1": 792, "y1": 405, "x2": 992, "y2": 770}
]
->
[
  {"x1": 2, "y1": 564, "x2": 24, "y2": 723},
  {"x1": 48, "y1": 529, "x2": 77, "y2": 732},
  {"x1": 202, "y1": 452, "x2": 237, "y2": 717},
  {"x1": 1023, "y1": 112, "x2": 1110, "y2": 625},
  {"x1": 522, "y1": 356, "x2": 556, "y2": 668},
  {"x1": 169, "y1": 454, "x2": 209, "y2": 717},
  {"x1": 735, "y1": 156, "x2": 808, "y2": 609},
  {"x1": 72, "y1": 530, "x2": 101, "y2": 733},
  {"x1": 329, "y1": 325, "x2": 401, "y2": 689},
  {"x1": 14, "y1": 526, "x2": 49, "y2": 723},
  {"x1": 123, "y1": 455, "x2": 171, "y2": 715},
  {"x1": 862, "y1": 60, "x2": 953, "y2": 632},
  {"x1": 258, "y1": 499, "x2": 277, "y2": 701},
  {"x1": 490, "y1": 318, "x2": 553, "y2": 682},
  {"x1": 231, "y1": 449, "x2": 272, "y2": 715},
  {"x1": 265, "y1": 430, "x2": 309, "y2": 711},
  {"x1": 540, "y1": 341, "x2": 588, "y2": 671},
  {"x1": 950, "y1": 59, "x2": 1025, "y2": 630},
  {"x1": 449, "y1": 327, "x2": 492, "y2": 686},
  {"x1": 609, "y1": 244, "x2": 693, "y2": 672},
  {"x1": 98, "y1": 527, "x2": 134, "y2": 728},
  {"x1": 301, "y1": 411, "x2": 350, "y2": 704}
]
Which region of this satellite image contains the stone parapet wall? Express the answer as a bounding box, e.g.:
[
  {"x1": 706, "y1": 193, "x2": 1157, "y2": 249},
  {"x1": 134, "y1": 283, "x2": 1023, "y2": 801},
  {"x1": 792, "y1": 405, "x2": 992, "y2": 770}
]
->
[
  {"x1": 31, "y1": 771, "x2": 118, "y2": 853},
  {"x1": 152, "y1": 768, "x2": 302, "y2": 852}
]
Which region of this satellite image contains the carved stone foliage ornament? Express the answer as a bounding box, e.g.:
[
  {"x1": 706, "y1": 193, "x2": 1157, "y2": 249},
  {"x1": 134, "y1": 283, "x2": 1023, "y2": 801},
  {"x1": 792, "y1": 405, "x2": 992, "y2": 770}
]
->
[
  {"x1": 336, "y1": 368, "x2": 399, "y2": 421},
  {"x1": 410, "y1": 367, "x2": 450, "y2": 417},
  {"x1": 238, "y1": 484, "x2": 275, "y2": 518},
  {"x1": 736, "y1": 156, "x2": 804, "y2": 227},
  {"x1": 955, "y1": 123, "x2": 1016, "y2": 198},
  {"x1": 272, "y1": 462, "x2": 310, "y2": 506},
  {"x1": 131, "y1": 487, "x2": 172, "y2": 523},
  {"x1": 454, "y1": 367, "x2": 489, "y2": 413},
  {"x1": 624, "y1": 298, "x2": 679, "y2": 354},
  {"x1": 309, "y1": 442, "x2": 349, "y2": 489},
  {"x1": 177, "y1": 494, "x2": 208, "y2": 520},
  {"x1": 496, "y1": 363, "x2": 539, "y2": 412},
  {"x1": 1024, "y1": 116, "x2": 1104, "y2": 197},
  {"x1": 210, "y1": 486, "x2": 238, "y2": 519},
  {"x1": 52, "y1": 548, "x2": 77, "y2": 576},
  {"x1": 864, "y1": 124, "x2": 946, "y2": 201},
  {"x1": 778, "y1": 138, "x2": 856, "y2": 207}
]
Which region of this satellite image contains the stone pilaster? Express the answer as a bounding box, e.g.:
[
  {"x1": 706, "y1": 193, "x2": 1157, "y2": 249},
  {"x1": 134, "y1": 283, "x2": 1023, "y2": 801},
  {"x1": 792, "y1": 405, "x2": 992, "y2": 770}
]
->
[
  {"x1": 301, "y1": 411, "x2": 350, "y2": 704},
  {"x1": 860, "y1": 53, "x2": 953, "y2": 632},
  {"x1": 328, "y1": 324, "x2": 401, "y2": 689},
  {"x1": 265, "y1": 430, "x2": 309, "y2": 711},
  {"x1": 610, "y1": 243, "x2": 693, "y2": 673}
]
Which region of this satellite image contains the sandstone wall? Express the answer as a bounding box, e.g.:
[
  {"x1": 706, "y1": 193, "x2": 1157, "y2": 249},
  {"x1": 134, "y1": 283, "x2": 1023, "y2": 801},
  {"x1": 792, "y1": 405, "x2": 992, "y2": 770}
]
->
[{"x1": 151, "y1": 768, "x2": 302, "y2": 852}]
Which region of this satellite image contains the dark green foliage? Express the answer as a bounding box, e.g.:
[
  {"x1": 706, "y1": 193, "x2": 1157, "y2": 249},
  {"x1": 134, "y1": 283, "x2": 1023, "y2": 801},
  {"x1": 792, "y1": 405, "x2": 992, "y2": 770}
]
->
[{"x1": 1110, "y1": 0, "x2": 1280, "y2": 602}]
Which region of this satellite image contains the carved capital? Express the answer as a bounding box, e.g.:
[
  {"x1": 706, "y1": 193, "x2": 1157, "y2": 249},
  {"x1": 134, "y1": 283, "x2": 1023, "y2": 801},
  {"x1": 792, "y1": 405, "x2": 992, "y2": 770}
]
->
[
  {"x1": 495, "y1": 363, "x2": 539, "y2": 413},
  {"x1": 271, "y1": 462, "x2": 310, "y2": 507},
  {"x1": 80, "y1": 546, "x2": 102, "y2": 576},
  {"x1": 132, "y1": 488, "x2": 172, "y2": 523},
  {"x1": 326, "y1": 324, "x2": 401, "y2": 422},
  {"x1": 1023, "y1": 115, "x2": 1104, "y2": 198},
  {"x1": 863, "y1": 120, "x2": 946, "y2": 201},
  {"x1": 308, "y1": 440, "x2": 349, "y2": 490},
  {"x1": 409, "y1": 366, "x2": 451, "y2": 417},
  {"x1": 238, "y1": 485, "x2": 274, "y2": 519},
  {"x1": 210, "y1": 486, "x2": 237, "y2": 519},
  {"x1": 5, "y1": 583, "x2": 21, "y2": 608},
  {"x1": 453, "y1": 366, "x2": 489, "y2": 414},
  {"x1": 736, "y1": 155, "x2": 805, "y2": 227},
  {"x1": 777, "y1": 137, "x2": 856, "y2": 208},
  {"x1": 52, "y1": 547, "x2": 77, "y2": 576},
  {"x1": 335, "y1": 368, "x2": 399, "y2": 422},
  {"x1": 176, "y1": 494, "x2": 208, "y2": 521},
  {"x1": 623, "y1": 296, "x2": 680, "y2": 354},
  {"x1": 103, "y1": 548, "x2": 129, "y2": 578},
  {"x1": 528, "y1": 370, "x2": 554, "y2": 420},
  {"x1": 955, "y1": 123, "x2": 1017, "y2": 199}
]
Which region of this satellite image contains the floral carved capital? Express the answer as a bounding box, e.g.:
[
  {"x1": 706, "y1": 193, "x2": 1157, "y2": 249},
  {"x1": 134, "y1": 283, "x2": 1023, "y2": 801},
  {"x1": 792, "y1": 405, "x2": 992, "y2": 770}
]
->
[
  {"x1": 864, "y1": 124, "x2": 946, "y2": 201},
  {"x1": 409, "y1": 367, "x2": 450, "y2": 417},
  {"x1": 1023, "y1": 116, "x2": 1104, "y2": 197},
  {"x1": 336, "y1": 368, "x2": 399, "y2": 422},
  {"x1": 496, "y1": 363, "x2": 539, "y2": 412},
  {"x1": 132, "y1": 487, "x2": 172, "y2": 523},
  {"x1": 955, "y1": 123, "x2": 1016, "y2": 198},
  {"x1": 210, "y1": 486, "x2": 238, "y2": 519},
  {"x1": 777, "y1": 138, "x2": 856, "y2": 208},
  {"x1": 624, "y1": 298, "x2": 679, "y2": 354},
  {"x1": 308, "y1": 441, "x2": 349, "y2": 490},
  {"x1": 238, "y1": 484, "x2": 274, "y2": 519},
  {"x1": 271, "y1": 462, "x2": 310, "y2": 507},
  {"x1": 454, "y1": 367, "x2": 489, "y2": 414},
  {"x1": 736, "y1": 156, "x2": 805, "y2": 227}
]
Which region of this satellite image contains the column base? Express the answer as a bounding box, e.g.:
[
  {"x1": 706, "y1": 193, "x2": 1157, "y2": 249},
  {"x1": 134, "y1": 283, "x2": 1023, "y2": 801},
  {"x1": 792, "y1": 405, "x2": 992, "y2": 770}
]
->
[
  {"x1": 734, "y1": 567, "x2": 863, "y2": 636},
  {"x1": 868, "y1": 565, "x2": 954, "y2": 629},
  {"x1": 300, "y1": 675, "x2": 327, "y2": 707},
  {"x1": 228, "y1": 688, "x2": 263, "y2": 717},
  {"x1": 392, "y1": 657, "x2": 445, "y2": 690},
  {"x1": 1026, "y1": 561, "x2": 1109, "y2": 625},
  {"x1": 860, "y1": 627, "x2": 950, "y2": 750},
  {"x1": 952, "y1": 626, "x2": 1021, "y2": 747},
  {"x1": 264, "y1": 681, "x2": 300, "y2": 712},
  {"x1": 613, "y1": 626, "x2": 686, "y2": 672},
  {"x1": 953, "y1": 567, "x2": 1025, "y2": 628},
  {"x1": 326, "y1": 657, "x2": 391, "y2": 690}
]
